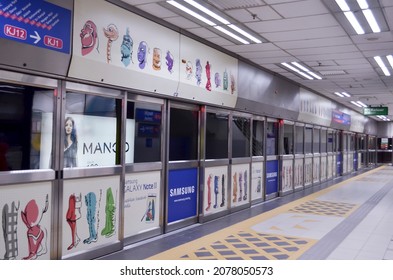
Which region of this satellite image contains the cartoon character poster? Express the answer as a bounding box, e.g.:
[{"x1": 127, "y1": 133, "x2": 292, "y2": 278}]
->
[
  {"x1": 281, "y1": 159, "x2": 293, "y2": 194},
  {"x1": 0, "y1": 182, "x2": 51, "y2": 260},
  {"x1": 294, "y1": 158, "x2": 304, "y2": 189},
  {"x1": 70, "y1": 0, "x2": 239, "y2": 108},
  {"x1": 70, "y1": 0, "x2": 180, "y2": 98},
  {"x1": 203, "y1": 166, "x2": 228, "y2": 216},
  {"x1": 231, "y1": 164, "x2": 250, "y2": 208},
  {"x1": 62, "y1": 176, "x2": 120, "y2": 257}
]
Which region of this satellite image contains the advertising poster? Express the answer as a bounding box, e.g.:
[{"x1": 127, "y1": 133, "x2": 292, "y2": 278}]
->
[
  {"x1": 294, "y1": 158, "x2": 304, "y2": 190},
  {"x1": 63, "y1": 114, "x2": 134, "y2": 168},
  {"x1": 313, "y1": 157, "x2": 320, "y2": 183},
  {"x1": 203, "y1": 165, "x2": 228, "y2": 216},
  {"x1": 231, "y1": 163, "x2": 250, "y2": 208},
  {"x1": 70, "y1": 0, "x2": 239, "y2": 108},
  {"x1": 304, "y1": 157, "x2": 313, "y2": 186},
  {"x1": 70, "y1": 0, "x2": 180, "y2": 97},
  {"x1": 265, "y1": 160, "x2": 279, "y2": 196},
  {"x1": 167, "y1": 168, "x2": 198, "y2": 223},
  {"x1": 124, "y1": 171, "x2": 161, "y2": 237},
  {"x1": 327, "y1": 155, "x2": 333, "y2": 179},
  {"x1": 358, "y1": 152, "x2": 362, "y2": 170},
  {"x1": 320, "y1": 156, "x2": 327, "y2": 181},
  {"x1": 251, "y1": 162, "x2": 264, "y2": 201},
  {"x1": 177, "y1": 35, "x2": 238, "y2": 108},
  {"x1": 0, "y1": 182, "x2": 52, "y2": 260},
  {"x1": 333, "y1": 154, "x2": 337, "y2": 177},
  {"x1": 349, "y1": 153, "x2": 354, "y2": 172},
  {"x1": 62, "y1": 176, "x2": 120, "y2": 256},
  {"x1": 343, "y1": 153, "x2": 348, "y2": 174},
  {"x1": 281, "y1": 159, "x2": 293, "y2": 193},
  {"x1": 336, "y1": 153, "x2": 342, "y2": 176},
  {"x1": 354, "y1": 153, "x2": 358, "y2": 171}
]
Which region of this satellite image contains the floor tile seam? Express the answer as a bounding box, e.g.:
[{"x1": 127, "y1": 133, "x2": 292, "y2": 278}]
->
[{"x1": 299, "y1": 181, "x2": 393, "y2": 260}]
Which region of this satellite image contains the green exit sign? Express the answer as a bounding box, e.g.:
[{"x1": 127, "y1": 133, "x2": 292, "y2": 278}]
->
[{"x1": 363, "y1": 107, "x2": 388, "y2": 115}]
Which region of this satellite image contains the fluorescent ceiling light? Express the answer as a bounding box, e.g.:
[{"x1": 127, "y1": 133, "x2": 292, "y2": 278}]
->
[
  {"x1": 291, "y1": 62, "x2": 322, "y2": 80},
  {"x1": 184, "y1": 0, "x2": 230, "y2": 25},
  {"x1": 335, "y1": 0, "x2": 350, "y2": 11},
  {"x1": 167, "y1": 1, "x2": 215, "y2": 26},
  {"x1": 228, "y1": 24, "x2": 262, "y2": 44},
  {"x1": 357, "y1": 0, "x2": 369, "y2": 9},
  {"x1": 351, "y1": 101, "x2": 362, "y2": 108},
  {"x1": 341, "y1": 92, "x2": 351, "y2": 97},
  {"x1": 387, "y1": 55, "x2": 393, "y2": 69},
  {"x1": 281, "y1": 63, "x2": 314, "y2": 80},
  {"x1": 334, "y1": 92, "x2": 345, "y2": 97},
  {"x1": 363, "y1": 9, "x2": 380, "y2": 33},
  {"x1": 214, "y1": 26, "x2": 249, "y2": 44},
  {"x1": 374, "y1": 56, "x2": 391, "y2": 76},
  {"x1": 344, "y1": 11, "x2": 365, "y2": 34},
  {"x1": 357, "y1": 101, "x2": 368, "y2": 107}
]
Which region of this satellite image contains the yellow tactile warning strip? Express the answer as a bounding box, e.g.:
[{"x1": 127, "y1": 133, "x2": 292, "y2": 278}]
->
[
  {"x1": 178, "y1": 230, "x2": 316, "y2": 260},
  {"x1": 148, "y1": 166, "x2": 386, "y2": 260},
  {"x1": 289, "y1": 200, "x2": 358, "y2": 217}
]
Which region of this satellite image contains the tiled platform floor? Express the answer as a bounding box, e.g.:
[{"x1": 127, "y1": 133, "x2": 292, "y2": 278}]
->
[{"x1": 100, "y1": 165, "x2": 393, "y2": 260}]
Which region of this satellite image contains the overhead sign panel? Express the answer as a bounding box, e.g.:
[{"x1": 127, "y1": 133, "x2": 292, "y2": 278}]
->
[
  {"x1": 0, "y1": 0, "x2": 71, "y2": 54},
  {"x1": 363, "y1": 107, "x2": 388, "y2": 116}
]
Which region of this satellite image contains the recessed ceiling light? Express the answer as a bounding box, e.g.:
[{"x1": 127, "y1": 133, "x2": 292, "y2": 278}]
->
[{"x1": 374, "y1": 56, "x2": 391, "y2": 76}]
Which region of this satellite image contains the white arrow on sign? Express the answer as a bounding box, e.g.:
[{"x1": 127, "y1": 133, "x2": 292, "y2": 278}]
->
[{"x1": 29, "y1": 31, "x2": 41, "y2": 44}]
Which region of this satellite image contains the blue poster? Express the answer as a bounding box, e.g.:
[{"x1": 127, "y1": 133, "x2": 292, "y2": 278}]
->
[
  {"x1": 168, "y1": 168, "x2": 198, "y2": 223},
  {"x1": 0, "y1": 0, "x2": 71, "y2": 54},
  {"x1": 265, "y1": 160, "x2": 278, "y2": 195}
]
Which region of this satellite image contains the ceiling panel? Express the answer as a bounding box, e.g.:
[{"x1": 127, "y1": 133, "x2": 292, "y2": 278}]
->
[
  {"x1": 276, "y1": 37, "x2": 352, "y2": 49},
  {"x1": 245, "y1": 14, "x2": 338, "y2": 33},
  {"x1": 271, "y1": 0, "x2": 329, "y2": 18},
  {"x1": 247, "y1": 5, "x2": 283, "y2": 20},
  {"x1": 262, "y1": 26, "x2": 347, "y2": 42}
]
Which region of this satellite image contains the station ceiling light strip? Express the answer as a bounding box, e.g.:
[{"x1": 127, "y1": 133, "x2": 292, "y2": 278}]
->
[
  {"x1": 280, "y1": 62, "x2": 322, "y2": 80},
  {"x1": 350, "y1": 100, "x2": 368, "y2": 108},
  {"x1": 335, "y1": 0, "x2": 381, "y2": 34},
  {"x1": 167, "y1": 0, "x2": 262, "y2": 44},
  {"x1": 334, "y1": 91, "x2": 351, "y2": 97},
  {"x1": 374, "y1": 56, "x2": 391, "y2": 76}
]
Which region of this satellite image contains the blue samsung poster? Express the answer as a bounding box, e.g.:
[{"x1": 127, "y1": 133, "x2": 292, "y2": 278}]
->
[
  {"x1": 168, "y1": 168, "x2": 198, "y2": 223},
  {"x1": 0, "y1": 0, "x2": 71, "y2": 54},
  {"x1": 266, "y1": 160, "x2": 278, "y2": 195}
]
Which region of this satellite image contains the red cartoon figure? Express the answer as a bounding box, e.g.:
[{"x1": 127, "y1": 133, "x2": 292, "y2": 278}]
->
[
  {"x1": 66, "y1": 193, "x2": 82, "y2": 250},
  {"x1": 20, "y1": 195, "x2": 49, "y2": 260},
  {"x1": 80, "y1": 20, "x2": 99, "y2": 56}
]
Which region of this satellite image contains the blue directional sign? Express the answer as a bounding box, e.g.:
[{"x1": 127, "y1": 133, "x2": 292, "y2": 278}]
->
[{"x1": 0, "y1": 0, "x2": 71, "y2": 54}]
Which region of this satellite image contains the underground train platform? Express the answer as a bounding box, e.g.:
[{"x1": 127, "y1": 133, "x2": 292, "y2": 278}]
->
[{"x1": 100, "y1": 165, "x2": 393, "y2": 260}]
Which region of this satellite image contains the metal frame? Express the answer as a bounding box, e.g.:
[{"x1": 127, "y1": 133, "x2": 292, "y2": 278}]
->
[
  {"x1": 199, "y1": 106, "x2": 231, "y2": 223},
  {"x1": 122, "y1": 93, "x2": 166, "y2": 245},
  {"x1": 165, "y1": 101, "x2": 201, "y2": 232}
]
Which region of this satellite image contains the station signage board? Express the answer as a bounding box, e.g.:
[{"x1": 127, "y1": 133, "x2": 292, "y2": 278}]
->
[
  {"x1": 0, "y1": 0, "x2": 71, "y2": 54},
  {"x1": 363, "y1": 107, "x2": 388, "y2": 116}
]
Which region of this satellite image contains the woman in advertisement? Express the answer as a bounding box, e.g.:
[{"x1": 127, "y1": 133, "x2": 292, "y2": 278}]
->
[{"x1": 64, "y1": 117, "x2": 78, "y2": 168}]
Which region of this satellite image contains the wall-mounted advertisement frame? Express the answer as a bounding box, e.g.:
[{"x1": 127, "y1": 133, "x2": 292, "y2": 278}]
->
[
  {"x1": 251, "y1": 161, "x2": 264, "y2": 202},
  {"x1": 61, "y1": 175, "x2": 120, "y2": 259},
  {"x1": 230, "y1": 163, "x2": 250, "y2": 208},
  {"x1": 0, "y1": 181, "x2": 52, "y2": 260},
  {"x1": 124, "y1": 170, "x2": 161, "y2": 238},
  {"x1": 203, "y1": 165, "x2": 229, "y2": 216}
]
